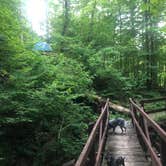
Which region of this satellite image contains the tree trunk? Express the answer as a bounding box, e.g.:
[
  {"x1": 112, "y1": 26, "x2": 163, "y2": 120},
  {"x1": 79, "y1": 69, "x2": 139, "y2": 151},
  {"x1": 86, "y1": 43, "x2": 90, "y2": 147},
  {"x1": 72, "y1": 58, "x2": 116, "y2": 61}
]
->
[
  {"x1": 150, "y1": 18, "x2": 158, "y2": 88},
  {"x1": 143, "y1": 0, "x2": 158, "y2": 89},
  {"x1": 87, "y1": 0, "x2": 97, "y2": 42},
  {"x1": 144, "y1": 0, "x2": 152, "y2": 89},
  {"x1": 118, "y1": 2, "x2": 123, "y2": 71},
  {"x1": 62, "y1": 0, "x2": 70, "y2": 36}
]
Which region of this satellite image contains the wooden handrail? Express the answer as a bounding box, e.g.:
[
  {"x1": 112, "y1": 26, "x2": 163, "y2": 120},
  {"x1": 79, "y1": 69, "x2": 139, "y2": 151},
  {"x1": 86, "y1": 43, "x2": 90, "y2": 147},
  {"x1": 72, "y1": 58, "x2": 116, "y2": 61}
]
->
[
  {"x1": 130, "y1": 98, "x2": 166, "y2": 141},
  {"x1": 75, "y1": 99, "x2": 109, "y2": 166},
  {"x1": 129, "y1": 98, "x2": 166, "y2": 166},
  {"x1": 145, "y1": 108, "x2": 166, "y2": 114},
  {"x1": 140, "y1": 97, "x2": 166, "y2": 114},
  {"x1": 140, "y1": 97, "x2": 166, "y2": 104},
  {"x1": 95, "y1": 109, "x2": 109, "y2": 166}
]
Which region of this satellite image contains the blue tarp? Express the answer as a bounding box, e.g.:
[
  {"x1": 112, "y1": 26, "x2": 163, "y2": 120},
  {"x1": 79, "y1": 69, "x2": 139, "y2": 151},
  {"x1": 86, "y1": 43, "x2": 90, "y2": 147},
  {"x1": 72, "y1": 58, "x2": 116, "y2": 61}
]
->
[{"x1": 33, "y1": 42, "x2": 52, "y2": 52}]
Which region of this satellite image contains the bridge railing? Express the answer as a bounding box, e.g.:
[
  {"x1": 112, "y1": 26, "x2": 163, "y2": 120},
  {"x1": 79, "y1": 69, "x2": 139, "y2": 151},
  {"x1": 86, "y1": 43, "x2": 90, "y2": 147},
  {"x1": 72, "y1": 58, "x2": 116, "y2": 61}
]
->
[
  {"x1": 75, "y1": 99, "x2": 109, "y2": 166},
  {"x1": 129, "y1": 98, "x2": 166, "y2": 166},
  {"x1": 140, "y1": 97, "x2": 166, "y2": 114}
]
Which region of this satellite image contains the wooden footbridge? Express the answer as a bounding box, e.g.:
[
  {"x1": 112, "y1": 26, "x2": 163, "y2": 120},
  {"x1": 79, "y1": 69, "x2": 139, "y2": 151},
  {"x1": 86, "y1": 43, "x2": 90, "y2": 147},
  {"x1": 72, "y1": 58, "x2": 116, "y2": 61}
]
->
[{"x1": 72, "y1": 97, "x2": 166, "y2": 166}]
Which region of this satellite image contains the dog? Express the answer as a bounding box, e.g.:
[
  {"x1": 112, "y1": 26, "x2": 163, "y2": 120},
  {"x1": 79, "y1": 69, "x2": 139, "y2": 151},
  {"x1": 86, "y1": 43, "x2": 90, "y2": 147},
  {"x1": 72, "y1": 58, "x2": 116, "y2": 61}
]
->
[
  {"x1": 105, "y1": 152, "x2": 125, "y2": 166},
  {"x1": 108, "y1": 118, "x2": 126, "y2": 133},
  {"x1": 105, "y1": 152, "x2": 115, "y2": 166},
  {"x1": 115, "y1": 156, "x2": 125, "y2": 166}
]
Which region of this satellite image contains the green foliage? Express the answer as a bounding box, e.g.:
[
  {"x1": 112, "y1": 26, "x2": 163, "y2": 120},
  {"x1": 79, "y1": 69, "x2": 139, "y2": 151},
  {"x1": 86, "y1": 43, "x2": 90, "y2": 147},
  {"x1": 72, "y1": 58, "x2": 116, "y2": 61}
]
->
[
  {"x1": 0, "y1": 1, "x2": 95, "y2": 165},
  {"x1": 93, "y1": 68, "x2": 133, "y2": 99},
  {"x1": 0, "y1": 51, "x2": 95, "y2": 165},
  {"x1": 0, "y1": 0, "x2": 166, "y2": 165}
]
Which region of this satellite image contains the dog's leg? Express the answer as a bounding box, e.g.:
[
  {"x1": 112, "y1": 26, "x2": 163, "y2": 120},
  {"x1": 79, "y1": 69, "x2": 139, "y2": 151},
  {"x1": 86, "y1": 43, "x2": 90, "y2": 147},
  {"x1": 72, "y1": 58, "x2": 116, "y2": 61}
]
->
[
  {"x1": 112, "y1": 127, "x2": 115, "y2": 134},
  {"x1": 124, "y1": 127, "x2": 126, "y2": 133},
  {"x1": 120, "y1": 126, "x2": 123, "y2": 133}
]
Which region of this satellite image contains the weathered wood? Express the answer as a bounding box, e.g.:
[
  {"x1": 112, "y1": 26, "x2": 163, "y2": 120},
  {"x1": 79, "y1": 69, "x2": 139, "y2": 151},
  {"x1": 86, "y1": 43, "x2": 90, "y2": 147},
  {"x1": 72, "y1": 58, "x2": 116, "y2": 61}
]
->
[
  {"x1": 131, "y1": 115, "x2": 161, "y2": 166},
  {"x1": 95, "y1": 114, "x2": 109, "y2": 166},
  {"x1": 91, "y1": 95, "x2": 130, "y2": 114},
  {"x1": 75, "y1": 97, "x2": 166, "y2": 166},
  {"x1": 140, "y1": 97, "x2": 166, "y2": 104},
  {"x1": 130, "y1": 98, "x2": 166, "y2": 166},
  {"x1": 124, "y1": 162, "x2": 151, "y2": 166},
  {"x1": 130, "y1": 99, "x2": 166, "y2": 142},
  {"x1": 88, "y1": 123, "x2": 96, "y2": 166},
  {"x1": 102, "y1": 122, "x2": 151, "y2": 166},
  {"x1": 109, "y1": 102, "x2": 130, "y2": 114},
  {"x1": 75, "y1": 99, "x2": 109, "y2": 166},
  {"x1": 139, "y1": 115, "x2": 148, "y2": 153},
  {"x1": 99, "y1": 119, "x2": 103, "y2": 142},
  {"x1": 161, "y1": 138, "x2": 166, "y2": 166},
  {"x1": 143, "y1": 117, "x2": 151, "y2": 144},
  {"x1": 145, "y1": 108, "x2": 166, "y2": 114}
]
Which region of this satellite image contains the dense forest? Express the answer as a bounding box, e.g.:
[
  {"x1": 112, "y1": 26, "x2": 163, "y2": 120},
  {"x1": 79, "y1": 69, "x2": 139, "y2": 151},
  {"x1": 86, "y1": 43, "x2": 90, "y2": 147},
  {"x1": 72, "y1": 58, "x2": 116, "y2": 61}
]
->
[{"x1": 0, "y1": 0, "x2": 166, "y2": 165}]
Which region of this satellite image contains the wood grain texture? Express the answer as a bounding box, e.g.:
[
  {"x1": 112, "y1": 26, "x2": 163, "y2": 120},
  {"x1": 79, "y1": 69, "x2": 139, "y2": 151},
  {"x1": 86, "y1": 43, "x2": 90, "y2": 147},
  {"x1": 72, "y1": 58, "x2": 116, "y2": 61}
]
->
[{"x1": 102, "y1": 121, "x2": 152, "y2": 166}]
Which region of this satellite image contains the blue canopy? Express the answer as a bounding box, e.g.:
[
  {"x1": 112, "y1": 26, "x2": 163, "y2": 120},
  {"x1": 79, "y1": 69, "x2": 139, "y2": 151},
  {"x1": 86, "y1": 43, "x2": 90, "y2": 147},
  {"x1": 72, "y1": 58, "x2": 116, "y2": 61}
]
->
[{"x1": 33, "y1": 42, "x2": 52, "y2": 52}]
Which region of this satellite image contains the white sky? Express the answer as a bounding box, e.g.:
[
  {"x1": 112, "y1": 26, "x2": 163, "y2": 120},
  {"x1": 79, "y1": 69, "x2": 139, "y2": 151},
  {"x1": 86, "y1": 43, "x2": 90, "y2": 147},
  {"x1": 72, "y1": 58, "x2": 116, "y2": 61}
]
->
[
  {"x1": 25, "y1": 0, "x2": 47, "y2": 36},
  {"x1": 158, "y1": 21, "x2": 166, "y2": 28},
  {"x1": 25, "y1": 0, "x2": 165, "y2": 36}
]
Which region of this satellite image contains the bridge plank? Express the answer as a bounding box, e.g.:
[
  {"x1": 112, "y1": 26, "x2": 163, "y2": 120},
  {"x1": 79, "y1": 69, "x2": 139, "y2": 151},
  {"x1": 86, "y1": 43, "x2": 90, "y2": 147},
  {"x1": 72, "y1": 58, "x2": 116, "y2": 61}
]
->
[
  {"x1": 124, "y1": 162, "x2": 151, "y2": 166},
  {"x1": 102, "y1": 121, "x2": 152, "y2": 166}
]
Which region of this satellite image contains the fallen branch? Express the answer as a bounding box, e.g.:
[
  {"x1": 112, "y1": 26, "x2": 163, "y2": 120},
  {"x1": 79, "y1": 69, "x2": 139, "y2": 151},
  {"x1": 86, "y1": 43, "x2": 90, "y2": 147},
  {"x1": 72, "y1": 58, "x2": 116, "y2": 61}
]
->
[
  {"x1": 90, "y1": 95, "x2": 130, "y2": 114},
  {"x1": 109, "y1": 101, "x2": 130, "y2": 114}
]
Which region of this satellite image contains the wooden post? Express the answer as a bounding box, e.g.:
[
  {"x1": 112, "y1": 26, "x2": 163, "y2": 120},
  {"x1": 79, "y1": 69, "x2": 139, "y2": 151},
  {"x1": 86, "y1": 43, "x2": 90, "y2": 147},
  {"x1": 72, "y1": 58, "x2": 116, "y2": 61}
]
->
[
  {"x1": 133, "y1": 106, "x2": 139, "y2": 134},
  {"x1": 87, "y1": 122, "x2": 96, "y2": 166},
  {"x1": 143, "y1": 117, "x2": 151, "y2": 159},
  {"x1": 143, "y1": 117, "x2": 151, "y2": 143},
  {"x1": 133, "y1": 106, "x2": 139, "y2": 122},
  {"x1": 161, "y1": 139, "x2": 166, "y2": 166},
  {"x1": 160, "y1": 122, "x2": 166, "y2": 166},
  {"x1": 101, "y1": 105, "x2": 109, "y2": 165},
  {"x1": 141, "y1": 105, "x2": 151, "y2": 144},
  {"x1": 87, "y1": 139, "x2": 97, "y2": 166},
  {"x1": 139, "y1": 115, "x2": 147, "y2": 152},
  {"x1": 140, "y1": 102, "x2": 144, "y2": 110},
  {"x1": 129, "y1": 103, "x2": 135, "y2": 127},
  {"x1": 99, "y1": 120, "x2": 103, "y2": 142},
  {"x1": 75, "y1": 100, "x2": 109, "y2": 166},
  {"x1": 99, "y1": 108, "x2": 104, "y2": 142}
]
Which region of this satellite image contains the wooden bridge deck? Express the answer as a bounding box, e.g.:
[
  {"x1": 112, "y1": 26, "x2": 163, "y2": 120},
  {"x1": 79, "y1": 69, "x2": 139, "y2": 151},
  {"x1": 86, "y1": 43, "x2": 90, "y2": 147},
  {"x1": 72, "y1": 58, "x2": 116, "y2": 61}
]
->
[{"x1": 102, "y1": 121, "x2": 152, "y2": 166}]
